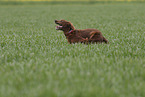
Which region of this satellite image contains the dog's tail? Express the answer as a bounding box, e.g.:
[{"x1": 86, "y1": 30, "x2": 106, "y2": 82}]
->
[{"x1": 103, "y1": 37, "x2": 109, "y2": 44}]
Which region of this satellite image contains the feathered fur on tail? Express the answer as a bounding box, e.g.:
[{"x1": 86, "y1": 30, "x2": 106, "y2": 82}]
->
[{"x1": 103, "y1": 37, "x2": 109, "y2": 44}]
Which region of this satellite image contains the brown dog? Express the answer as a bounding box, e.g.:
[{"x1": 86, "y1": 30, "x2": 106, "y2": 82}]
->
[{"x1": 55, "y1": 19, "x2": 108, "y2": 44}]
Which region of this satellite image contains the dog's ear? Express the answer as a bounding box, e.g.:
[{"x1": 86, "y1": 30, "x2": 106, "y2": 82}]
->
[{"x1": 67, "y1": 22, "x2": 75, "y2": 30}]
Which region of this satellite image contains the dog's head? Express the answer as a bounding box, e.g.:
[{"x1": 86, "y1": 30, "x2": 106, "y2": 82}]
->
[{"x1": 55, "y1": 20, "x2": 75, "y2": 32}]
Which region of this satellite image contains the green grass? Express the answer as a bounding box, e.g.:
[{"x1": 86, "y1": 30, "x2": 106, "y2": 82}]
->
[{"x1": 0, "y1": 3, "x2": 145, "y2": 97}]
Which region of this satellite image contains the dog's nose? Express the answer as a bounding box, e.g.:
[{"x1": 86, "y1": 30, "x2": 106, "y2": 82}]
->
[{"x1": 55, "y1": 20, "x2": 57, "y2": 23}]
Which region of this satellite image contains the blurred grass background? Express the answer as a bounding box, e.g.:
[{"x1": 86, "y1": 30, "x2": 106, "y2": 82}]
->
[
  {"x1": 0, "y1": 0, "x2": 145, "y2": 5},
  {"x1": 0, "y1": 0, "x2": 144, "y2": 1},
  {"x1": 0, "y1": 0, "x2": 145, "y2": 4}
]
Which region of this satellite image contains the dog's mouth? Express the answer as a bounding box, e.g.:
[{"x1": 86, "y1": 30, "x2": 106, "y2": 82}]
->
[
  {"x1": 56, "y1": 25, "x2": 63, "y2": 30},
  {"x1": 55, "y1": 21, "x2": 63, "y2": 30}
]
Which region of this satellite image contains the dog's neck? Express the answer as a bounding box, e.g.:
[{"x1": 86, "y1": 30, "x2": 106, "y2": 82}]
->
[
  {"x1": 63, "y1": 27, "x2": 75, "y2": 34},
  {"x1": 69, "y1": 30, "x2": 73, "y2": 33},
  {"x1": 64, "y1": 30, "x2": 72, "y2": 36},
  {"x1": 63, "y1": 29, "x2": 75, "y2": 37}
]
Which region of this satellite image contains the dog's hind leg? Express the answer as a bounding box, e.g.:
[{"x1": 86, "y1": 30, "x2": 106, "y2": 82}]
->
[
  {"x1": 89, "y1": 31, "x2": 105, "y2": 43},
  {"x1": 89, "y1": 31, "x2": 97, "y2": 39}
]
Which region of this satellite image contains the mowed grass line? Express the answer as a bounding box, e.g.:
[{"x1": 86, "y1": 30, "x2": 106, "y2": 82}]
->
[{"x1": 0, "y1": 4, "x2": 145, "y2": 97}]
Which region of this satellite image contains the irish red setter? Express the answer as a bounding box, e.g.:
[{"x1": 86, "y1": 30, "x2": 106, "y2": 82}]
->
[{"x1": 55, "y1": 19, "x2": 108, "y2": 44}]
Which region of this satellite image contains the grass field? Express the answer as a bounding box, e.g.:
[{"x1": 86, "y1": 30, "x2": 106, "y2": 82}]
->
[{"x1": 0, "y1": 3, "x2": 145, "y2": 97}]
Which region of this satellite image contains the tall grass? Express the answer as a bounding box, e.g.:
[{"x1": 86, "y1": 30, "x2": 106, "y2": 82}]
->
[{"x1": 0, "y1": 3, "x2": 145, "y2": 97}]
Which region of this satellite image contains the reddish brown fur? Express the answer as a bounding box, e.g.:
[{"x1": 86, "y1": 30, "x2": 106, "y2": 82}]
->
[{"x1": 55, "y1": 19, "x2": 108, "y2": 44}]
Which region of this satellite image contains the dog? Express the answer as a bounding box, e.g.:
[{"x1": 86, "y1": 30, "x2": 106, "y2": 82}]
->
[{"x1": 55, "y1": 19, "x2": 108, "y2": 44}]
